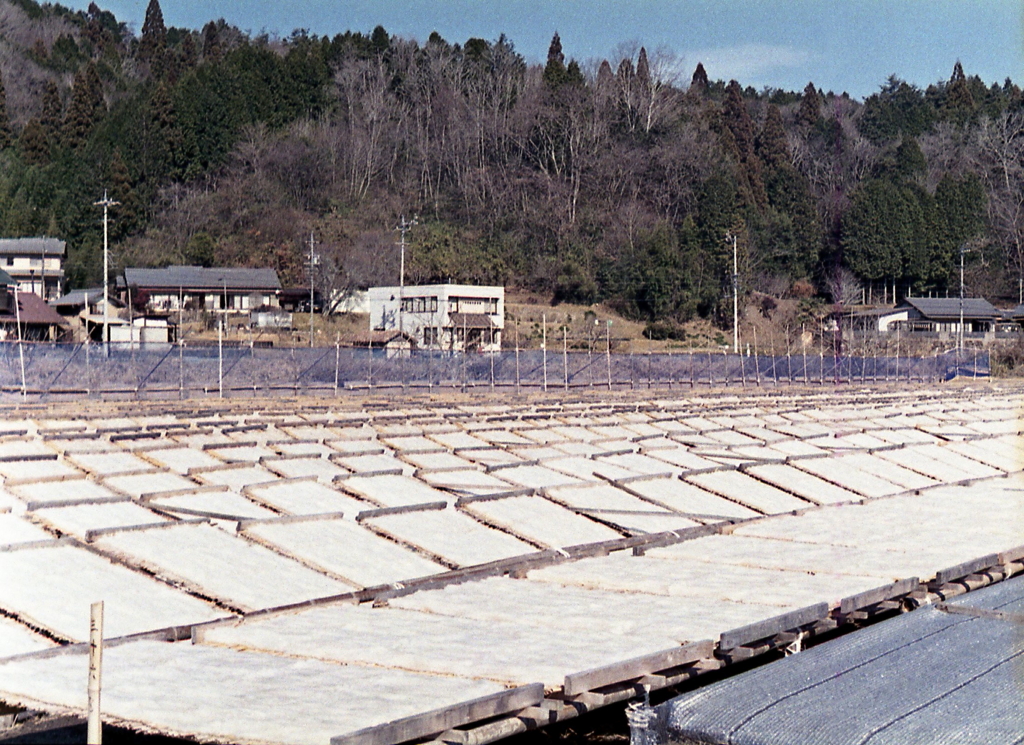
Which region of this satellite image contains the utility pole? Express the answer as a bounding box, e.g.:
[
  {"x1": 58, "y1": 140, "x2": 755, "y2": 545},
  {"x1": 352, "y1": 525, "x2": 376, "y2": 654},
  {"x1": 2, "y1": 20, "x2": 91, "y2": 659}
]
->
[
  {"x1": 395, "y1": 215, "x2": 417, "y2": 343},
  {"x1": 94, "y1": 192, "x2": 119, "y2": 348},
  {"x1": 959, "y1": 242, "x2": 969, "y2": 354},
  {"x1": 726, "y1": 232, "x2": 739, "y2": 353}
]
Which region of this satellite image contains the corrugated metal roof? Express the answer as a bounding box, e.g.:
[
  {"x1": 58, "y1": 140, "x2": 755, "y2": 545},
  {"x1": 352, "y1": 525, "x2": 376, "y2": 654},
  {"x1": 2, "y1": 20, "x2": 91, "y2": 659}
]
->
[
  {"x1": 653, "y1": 574, "x2": 1024, "y2": 745},
  {"x1": 0, "y1": 237, "x2": 66, "y2": 256},
  {"x1": 122, "y1": 266, "x2": 282, "y2": 291},
  {"x1": 51, "y1": 287, "x2": 104, "y2": 307},
  {"x1": 901, "y1": 297, "x2": 1000, "y2": 320}
]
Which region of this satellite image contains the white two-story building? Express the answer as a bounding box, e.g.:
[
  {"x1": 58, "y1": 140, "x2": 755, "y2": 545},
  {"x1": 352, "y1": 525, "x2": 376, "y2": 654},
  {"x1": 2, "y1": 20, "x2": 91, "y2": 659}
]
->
[
  {"x1": 0, "y1": 237, "x2": 66, "y2": 302},
  {"x1": 367, "y1": 284, "x2": 504, "y2": 352}
]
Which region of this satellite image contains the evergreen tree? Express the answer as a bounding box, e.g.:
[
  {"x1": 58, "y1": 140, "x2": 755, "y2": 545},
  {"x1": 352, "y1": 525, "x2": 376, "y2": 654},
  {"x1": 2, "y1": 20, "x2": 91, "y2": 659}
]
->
[
  {"x1": 722, "y1": 80, "x2": 767, "y2": 209},
  {"x1": 370, "y1": 25, "x2": 390, "y2": 55},
  {"x1": 201, "y1": 21, "x2": 222, "y2": 62},
  {"x1": 858, "y1": 76, "x2": 934, "y2": 143},
  {"x1": 139, "y1": 0, "x2": 167, "y2": 65},
  {"x1": 62, "y1": 62, "x2": 105, "y2": 150},
  {"x1": 690, "y1": 63, "x2": 709, "y2": 94},
  {"x1": 930, "y1": 173, "x2": 985, "y2": 287},
  {"x1": 942, "y1": 61, "x2": 976, "y2": 125},
  {"x1": 842, "y1": 179, "x2": 929, "y2": 287},
  {"x1": 0, "y1": 69, "x2": 11, "y2": 149},
  {"x1": 797, "y1": 82, "x2": 821, "y2": 127},
  {"x1": 635, "y1": 47, "x2": 651, "y2": 88},
  {"x1": 543, "y1": 32, "x2": 568, "y2": 88},
  {"x1": 142, "y1": 81, "x2": 181, "y2": 180},
  {"x1": 757, "y1": 105, "x2": 821, "y2": 277},
  {"x1": 19, "y1": 118, "x2": 49, "y2": 165},
  {"x1": 107, "y1": 147, "x2": 141, "y2": 236},
  {"x1": 756, "y1": 104, "x2": 789, "y2": 167},
  {"x1": 39, "y1": 80, "x2": 62, "y2": 141}
]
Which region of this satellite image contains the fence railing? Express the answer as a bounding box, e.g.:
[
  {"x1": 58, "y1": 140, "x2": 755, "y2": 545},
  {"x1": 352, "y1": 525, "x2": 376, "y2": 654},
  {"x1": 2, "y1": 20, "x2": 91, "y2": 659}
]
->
[{"x1": 0, "y1": 342, "x2": 989, "y2": 401}]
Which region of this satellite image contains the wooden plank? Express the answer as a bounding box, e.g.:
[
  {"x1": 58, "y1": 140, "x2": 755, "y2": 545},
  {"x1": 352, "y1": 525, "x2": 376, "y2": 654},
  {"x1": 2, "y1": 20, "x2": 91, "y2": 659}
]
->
[
  {"x1": 25, "y1": 495, "x2": 130, "y2": 511},
  {"x1": 562, "y1": 640, "x2": 713, "y2": 696},
  {"x1": 356, "y1": 502, "x2": 447, "y2": 522},
  {"x1": 329, "y1": 683, "x2": 543, "y2": 745},
  {"x1": 934, "y1": 554, "x2": 999, "y2": 585},
  {"x1": 720, "y1": 602, "x2": 829, "y2": 650},
  {"x1": 998, "y1": 544, "x2": 1024, "y2": 565},
  {"x1": 934, "y1": 603, "x2": 1024, "y2": 625},
  {"x1": 839, "y1": 577, "x2": 919, "y2": 615},
  {"x1": 85, "y1": 518, "x2": 208, "y2": 541},
  {"x1": 334, "y1": 468, "x2": 404, "y2": 480},
  {"x1": 455, "y1": 489, "x2": 536, "y2": 506},
  {"x1": 0, "y1": 452, "x2": 57, "y2": 463}
]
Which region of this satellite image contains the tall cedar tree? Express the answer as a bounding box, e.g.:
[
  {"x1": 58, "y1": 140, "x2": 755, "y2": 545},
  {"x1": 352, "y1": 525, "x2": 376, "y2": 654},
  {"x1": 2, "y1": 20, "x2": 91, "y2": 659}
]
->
[
  {"x1": 0, "y1": 69, "x2": 11, "y2": 149},
  {"x1": 19, "y1": 118, "x2": 49, "y2": 165},
  {"x1": 690, "y1": 63, "x2": 709, "y2": 94},
  {"x1": 201, "y1": 22, "x2": 222, "y2": 62},
  {"x1": 139, "y1": 0, "x2": 167, "y2": 66},
  {"x1": 63, "y1": 62, "x2": 104, "y2": 150},
  {"x1": 797, "y1": 83, "x2": 821, "y2": 127},
  {"x1": 543, "y1": 32, "x2": 567, "y2": 88},
  {"x1": 758, "y1": 105, "x2": 821, "y2": 277},
  {"x1": 40, "y1": 81, "x2": 62, "y2": 140},
  {"x1": 107, "y1": 148, "x2": 140, "y2": 236},
  {"x1": 943, "y1": 61, "x2": 976, "y2": 125},
  {"x1": 722, "y1": 80, "x2": 767, "y2": 209}
]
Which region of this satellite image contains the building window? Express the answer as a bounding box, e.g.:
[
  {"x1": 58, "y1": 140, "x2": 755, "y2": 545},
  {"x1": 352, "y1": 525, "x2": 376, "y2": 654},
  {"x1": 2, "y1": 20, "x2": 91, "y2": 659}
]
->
[
  {"x1": 423, "y1": 327, "x2": 438, "y2": 345},
  {"x1": 401, "y1": 296, "x2": 438, "y2": 313}
]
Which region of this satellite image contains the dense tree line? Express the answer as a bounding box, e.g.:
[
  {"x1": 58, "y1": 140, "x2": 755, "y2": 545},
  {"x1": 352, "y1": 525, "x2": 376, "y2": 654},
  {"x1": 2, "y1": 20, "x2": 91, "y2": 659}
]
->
[{"x1": 0, "y1": 0, "x2": 1022, "y2": 325}]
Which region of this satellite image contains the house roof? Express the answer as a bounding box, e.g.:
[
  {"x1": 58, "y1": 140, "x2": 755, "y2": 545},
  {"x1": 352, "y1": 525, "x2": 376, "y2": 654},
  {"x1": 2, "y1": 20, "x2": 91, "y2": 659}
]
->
[
  {"x1": 1009, "y1": 304, "x2": 1024, "y2": 319},
  {"x1": 900, "y1": 296, "x2": 1000, "y2": 321},
  {"x1": 342, "y1": 330, "x2": 415, "y2": 347},
  {"x1": 121, "y1": 266, "x2": 282, "y2": 292},
  {"x1": 0, "y1": 290, "x2": 66, "y2": 326},
  {"x1": 0, "y1": 237, "x2": 66, "y2": 257},
  {"x1": 0, "y1": 269, "x2": 15, "y2": 287},
  {"x1": 51, "y1": 287, "x2": 104, "y2": 307}
]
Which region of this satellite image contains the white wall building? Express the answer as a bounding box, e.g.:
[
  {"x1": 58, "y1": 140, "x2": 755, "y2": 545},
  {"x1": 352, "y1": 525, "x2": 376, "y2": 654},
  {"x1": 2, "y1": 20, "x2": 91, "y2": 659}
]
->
[
  {"x1": 367, "y1": 284, "x2": 504, "y2": 352},
  {"x1": 0, "y1": 237, "x2": 66, "y2": 302}
]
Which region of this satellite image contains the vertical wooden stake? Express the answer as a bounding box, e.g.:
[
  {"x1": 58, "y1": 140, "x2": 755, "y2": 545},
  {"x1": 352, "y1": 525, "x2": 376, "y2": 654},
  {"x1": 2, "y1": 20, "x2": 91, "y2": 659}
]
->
[{"x1": 88, "y1": 601, "x2": 104, "y2": 745}]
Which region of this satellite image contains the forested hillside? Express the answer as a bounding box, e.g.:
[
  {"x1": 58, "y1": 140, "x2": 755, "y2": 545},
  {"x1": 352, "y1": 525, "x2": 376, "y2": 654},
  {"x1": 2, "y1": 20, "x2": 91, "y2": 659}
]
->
[{"x1": 1, "y1": 0, "x2": 1022, "y2": 327}]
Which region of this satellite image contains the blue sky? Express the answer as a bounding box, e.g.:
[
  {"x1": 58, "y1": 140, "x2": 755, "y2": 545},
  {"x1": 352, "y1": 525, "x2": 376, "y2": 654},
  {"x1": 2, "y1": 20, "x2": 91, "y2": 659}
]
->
[{"x1": 64, "y1": 1, "x2": 1022, "y2": 99}]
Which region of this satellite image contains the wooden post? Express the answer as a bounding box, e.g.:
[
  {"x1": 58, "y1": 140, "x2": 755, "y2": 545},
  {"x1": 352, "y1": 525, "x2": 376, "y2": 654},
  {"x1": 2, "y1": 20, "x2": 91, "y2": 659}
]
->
[
  {"x1": 87, "y1": 601, "x2": 104, "y2": 745},
  {"x1": 562, "y1": 325, "x2": 568, "y2": 390},
  {"x1": 86, "y1": 336, "x2": 92, "y2": 398},
  {"x1": 689, "y1": 342, "x2": 694, "y2": 388},
  {"x1": 895, "y1": 325, "x2": 900, "y2": 381},
  {"x1": 514, "y1": 318, "x2": 520, "y2": 395},
  {"x1": 605, "y1": 322, "x2": 612, "y2": 390},
  {"x1": 753, "y1": 327, "x2": 761, "y2": 386},
  {"x1": 542, "y1": 313, "x2": 548, "y2": 392},
  {"x1": 217, "y1": 319, "x2": 224, "y2": 399},
  {"x1": 334, "y1": 333, "x2": 341, "y2": 396}
]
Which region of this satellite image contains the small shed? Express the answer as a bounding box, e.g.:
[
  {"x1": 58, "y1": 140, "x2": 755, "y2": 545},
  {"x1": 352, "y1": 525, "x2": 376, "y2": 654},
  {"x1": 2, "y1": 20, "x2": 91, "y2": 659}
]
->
[{"x1": 341, "y1": 330, "x2": 415, "y2": 357}]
